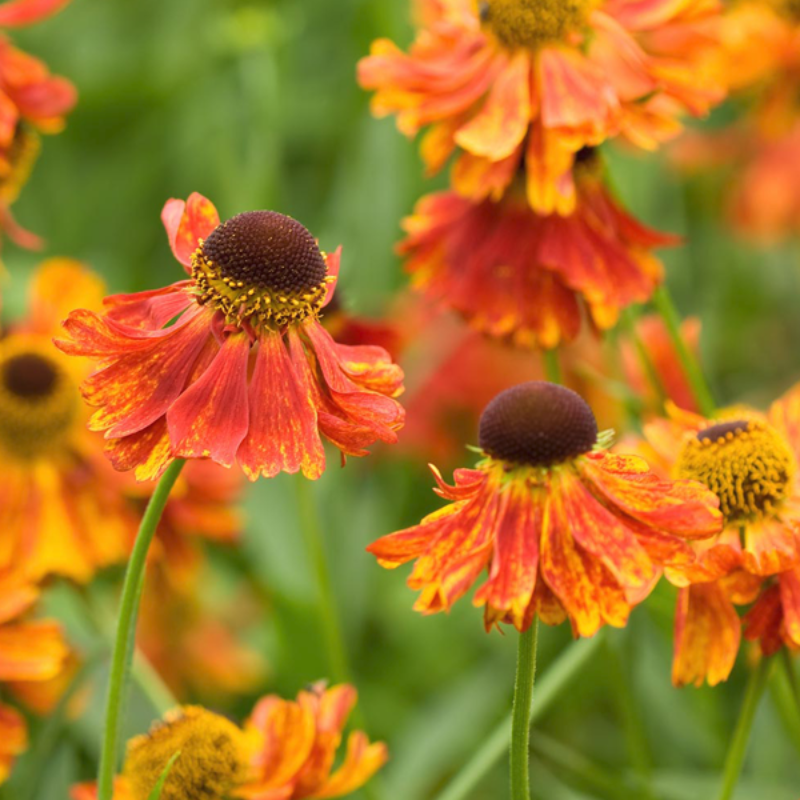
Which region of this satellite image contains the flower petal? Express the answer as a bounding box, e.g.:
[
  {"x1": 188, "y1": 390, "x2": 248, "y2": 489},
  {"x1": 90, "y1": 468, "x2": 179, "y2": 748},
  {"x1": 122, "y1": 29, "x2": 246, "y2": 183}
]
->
[
  {"x1": 161, "y1": 192, "x2": 220, "y2": 271},
  {"x1": 168, "y1": 332, "x2": 251, "y2": 468}
]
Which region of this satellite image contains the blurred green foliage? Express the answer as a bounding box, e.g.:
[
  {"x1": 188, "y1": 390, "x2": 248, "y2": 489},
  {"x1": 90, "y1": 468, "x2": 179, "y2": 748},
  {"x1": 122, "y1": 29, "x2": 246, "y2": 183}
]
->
[{"x1": 3, "y1": 1, "x2": 800, "y2": 799}]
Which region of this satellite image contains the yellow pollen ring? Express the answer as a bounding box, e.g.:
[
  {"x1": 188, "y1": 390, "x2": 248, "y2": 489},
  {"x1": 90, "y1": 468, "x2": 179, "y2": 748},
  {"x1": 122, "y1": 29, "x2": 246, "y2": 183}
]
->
[
  {"x1": 674, "y1": 417, "x2": 797, "y2": 524},
  {"x1": 0, "y1": 336, "x2": 78, "y2": 461},
  {"x1": 190, "y1": 241, "x2": 335, "y2": 331},
  {"x1": 479, "y1": 0, "x2": 595, "y2": 50}
]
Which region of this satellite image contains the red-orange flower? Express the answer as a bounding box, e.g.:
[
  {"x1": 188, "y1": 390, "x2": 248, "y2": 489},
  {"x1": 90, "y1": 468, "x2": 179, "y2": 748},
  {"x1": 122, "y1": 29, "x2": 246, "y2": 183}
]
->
[
  {"x1": 400, "y1": 159, "x2": 675, "y2": 348},
  {"x1": 369, "y1": 381, "x2": 722, "y2": 636},
  {"x1": 0, "y1": 0, "x2": 76, "y2": 249},
  {"x1": 638, "y1": 387, "x2": 800, "y2": 684},
  {"x1": 71, "y1": 685, "x2": 386, "y2": 800},
  {"x1": 239, "y1": 683, "x2": 388, "y2": 800},
  {"x1": 56, "y1": 193, "x2": 405, "y2": 482},
  {"x1": 0, "y1": 259, "x2": 134, "y2": 583},
  {"x1": 0, "y1": 569, "x2": 69, "y2": 784},
  {"x1": 359, "y1": 0, "x2": 724, "y2": 215}
]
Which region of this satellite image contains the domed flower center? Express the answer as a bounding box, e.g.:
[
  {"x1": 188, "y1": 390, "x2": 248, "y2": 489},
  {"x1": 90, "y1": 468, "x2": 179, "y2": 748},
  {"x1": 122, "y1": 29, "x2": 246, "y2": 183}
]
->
[
  {"x1": 479, "y1": 381, "x2": 598, "y2": 468},
  {"x1": 124, "y1": 706, "x2": 248, "y2": 800},
  {"x1": 479, "y1": 0, "x2": 594, "y2": 49},
  {"x1": 675, "y1": 418, "x2": 796, "y2": 524},
  {"x1": 192, "y1": 211, "x2": 334, "y2": 330},
  {"x1": 0, "y1": 345, "x2": 77, "y2": 460}
]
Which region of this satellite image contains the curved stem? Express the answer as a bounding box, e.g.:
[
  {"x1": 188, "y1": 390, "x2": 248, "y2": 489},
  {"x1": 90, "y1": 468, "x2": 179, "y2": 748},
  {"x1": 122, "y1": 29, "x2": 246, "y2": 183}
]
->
[
  {"x1": 97, "y1": 458, "x2": 186, "y2": 800},
  {"x1": 510, "y1": 621, "x2": 539, "y2": 800},
  {"x1": 652, "y1": 286, "x2": 716, "y2": 417},
  {"x1": 716, "y1": 656, "x2": 772, "y2": 800},
  {"x1": 295, "y1": 475, "x2": 351, "y2": 685}
]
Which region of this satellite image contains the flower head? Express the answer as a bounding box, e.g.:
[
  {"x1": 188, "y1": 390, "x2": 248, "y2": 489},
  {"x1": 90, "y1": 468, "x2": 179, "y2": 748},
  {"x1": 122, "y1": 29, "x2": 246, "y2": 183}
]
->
[
  {"x1": 0, "y1": 0, "x2": 77, "y2": 249},
  {"x1": 369, "y1": 381, "x2": 722, "y2": 636},
  {"x1": 123, "y1": 707, "x2": 250, "y2": 800},
  {"x1": 72, "y1": 685, "x2": 386, "y2": 800},
  {"x1": 359, "y1": 0, "x2": 724, "y2": 215},
  {"x1": 400, "y1": 162, "x2": 675, "y2": 348},
  {"x1": 0, "y1": 260, "x2": 134, "y2": 582},
  {"x1": 240, "y1": 683, "x2": 388, "y2": 799},
  {"x1": 56, "y1": 193, "x2": 405, "y2": 482}
]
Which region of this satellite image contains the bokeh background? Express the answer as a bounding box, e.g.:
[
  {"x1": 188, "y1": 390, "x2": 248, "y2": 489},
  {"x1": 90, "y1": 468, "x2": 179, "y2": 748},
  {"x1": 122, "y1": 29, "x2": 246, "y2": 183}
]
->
[{"x1": 3, "y1": 1, "x2": 800, "y2": 798}]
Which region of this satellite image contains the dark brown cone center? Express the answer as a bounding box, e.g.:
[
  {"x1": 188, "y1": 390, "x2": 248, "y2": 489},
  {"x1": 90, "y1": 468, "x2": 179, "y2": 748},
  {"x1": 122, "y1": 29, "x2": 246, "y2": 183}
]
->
[
  {"x1": 202, "y1": 211, "x2": 327, "y2": 295},
  {"x1": 697, "y1": 419, "x2": 749, "y2": 443},
  {"x1": 3, "y1": 353, "x2": 59, "y2": 399},
  {"x1": 479, "y1": 381, "x2": 598, "y2": 468}
]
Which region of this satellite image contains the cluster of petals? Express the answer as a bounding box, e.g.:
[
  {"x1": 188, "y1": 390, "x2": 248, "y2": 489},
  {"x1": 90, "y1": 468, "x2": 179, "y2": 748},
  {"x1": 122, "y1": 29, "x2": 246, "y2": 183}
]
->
[
  {"x1": 56, "y1": 193, "x2": 405, "y2": 483},
  {"x1": 399, "y1": 170, "x2": 675, "y2": 348},
  {"x1": 369, "y1": 446, "x2": 722, "y2": 637},
  {"x1": 0, "y1": 259, "x2": 135, "y2": 584},
  {"x1": 0, "y1": 0, "x2": 77, "y2": 248},
  {"x1": 0, "y1": 569, "x2": 69, "y2": 783},
  {"x1": 638, "y1": 390, "x2": 800, "y2": 686},
  {"x1": 71, "y1": 684, "x2": 387, "y2": 800},
  {"x1": 358, "y1": 0, "x2": 725, "y2": 216}
]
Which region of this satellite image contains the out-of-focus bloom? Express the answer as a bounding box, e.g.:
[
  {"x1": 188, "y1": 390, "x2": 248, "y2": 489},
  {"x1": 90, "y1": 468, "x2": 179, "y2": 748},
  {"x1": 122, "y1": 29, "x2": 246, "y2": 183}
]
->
[
  {"x1": 72, "y1": 685, "x2": 386, "y2": 800},
  {"x1": 137, "y1": 562, "x2": 266, "y2": 702},
  {"x1": 359, "y1": 0, "x2": 724, "y2": 215},
  {"x1": 57, "y1": 193, "x2": 405, "y2": 482},
  {"x1": 239, "y1": 683, "x2": 388, "y2": 799},
  {"x1": 620, "y1": 314, "x2": 702, "y2": 415},
  {"x1": 729, "y1": 121, "x2": 800, "y2": 241},
  {"x1": 0, "y1": 259, "x2": 134, "y2": 582},
  {"x1": 639, "y1": 386, "x2": 800, "y2": 684},
  {"x1": 0, "y1": 570, "x2": 69, "y2": 784},
  {"x1": 369, "y1": 381, "x2": 722, "y2": 637},
  {"x1": 400, "y1": 158, "x2": 675, "y2": 348},
  {"x1": 0, "y1": 0, "x2": 77, "y2": 250}
]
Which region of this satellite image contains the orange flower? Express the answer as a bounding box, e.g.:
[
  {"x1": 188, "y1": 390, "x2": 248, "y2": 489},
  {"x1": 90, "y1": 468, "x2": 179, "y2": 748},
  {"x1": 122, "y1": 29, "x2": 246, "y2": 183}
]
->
[
  {"x1": 637, "y1": 386, "x2": 800, "y2": 684},
  {"x1": 369, "y1": 381, "x2": 722, "y2": 636},
  {"x1": 359, "y1": 0, "x2": 724, "y2": 215},
  {"x1": 56, "y1": 194, "x2": 405, "y2": 482},
  {"x1": 137, "y1": 562, "x2": 266, "y2": 702},
  {"x1": 0, "y1": 569, "x2": 69, "y2": 784},
  {"x1": 240, "y1": 683, "x2": 388, "y2": 800},
  {"x1": 0, "y1": 0, "x2": 76, "y2": 249},
  {"x1": 400, "y1": 159, "x2": 675, "y2": 348},
  {"x1": 0, "y1": 259, "x2": 134, "y2": 582},
  {"x1": 71, "y1": 686, "x2": 386, "y2": 800}
]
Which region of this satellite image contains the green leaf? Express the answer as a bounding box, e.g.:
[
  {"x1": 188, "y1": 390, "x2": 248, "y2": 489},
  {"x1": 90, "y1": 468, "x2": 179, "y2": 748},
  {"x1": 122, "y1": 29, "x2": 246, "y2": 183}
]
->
[{"x1": 147, "y1": 751, "x2": 181, "y2": 800}]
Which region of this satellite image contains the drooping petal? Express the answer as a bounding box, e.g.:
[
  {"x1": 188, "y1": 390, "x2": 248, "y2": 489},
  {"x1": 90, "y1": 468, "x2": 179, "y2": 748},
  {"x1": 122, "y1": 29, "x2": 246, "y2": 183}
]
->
[
  {"x1": 0, "y1": 620, "x2": 67, "y2": 681},
  {"x1": 742, "y1": 517, "x2": 800, "y2": 576},
  {"x1": 0, "y1": 0, "x2": 69, "y2": 26},
  {"x1": 672, "y1": 583, "x2": 740, "y2": 687},
  {"x1": 311, "y1": 732, "x2": 389, "y2": 799},
  {"x1": 168, "y1": 332, "x2": 251, "y2": 468},
  {"x1": 0, "y1": 702, "x2": 25, "y2": 785},
  {"x1": 237, "y1": 330, "x2": 325, "y2": 481}
]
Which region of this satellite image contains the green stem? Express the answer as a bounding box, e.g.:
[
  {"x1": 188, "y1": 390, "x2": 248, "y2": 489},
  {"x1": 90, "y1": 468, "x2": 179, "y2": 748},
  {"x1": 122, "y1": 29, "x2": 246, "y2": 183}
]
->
[
  {"x1": 295, "y1": 475, "x2": 351, "y2": 685},
  {"x1": 652, "y1": 286, "x2": 715, "y2": 417},
  {"x1": 510, "y1": 621, "x2": 539, "y2": 800},
  {"x1": 620, "y1": 307, "x2": 667, "y2": 409},
  {"x1": 542, "y1": 349, "x2": 562, "y2": 384},
  {"x1": 716, "y1": 656, "x2": 772, "y2": 800},
  {"x1": 434, "y1": 634, "x2": 605, "y2": 800},
  {"x1": 97, "y1": 459, "x2": 186, "y2": 800}
]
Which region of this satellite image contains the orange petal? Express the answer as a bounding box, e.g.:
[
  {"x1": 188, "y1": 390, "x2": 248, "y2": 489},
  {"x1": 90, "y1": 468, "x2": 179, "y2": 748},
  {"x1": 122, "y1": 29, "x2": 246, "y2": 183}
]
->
[
  {"x1": 672, "y1": 583, "x2": 740, "y2": 687},
  {"x1": 0, "y1": 0, "x2": 69, "y2": 26},
  {"x1": 0, "y1": 702, "x2": 26, "y2": 784},
  {"x1": 0, "y1": 619, "x2": 67, "y2": 681},
  {"x1": 311, "y1": 732, "x2": 388, "y2": 799},
  {"x1": 161, "y1": 192, "x2": 220, "y2": 271},
  {"x1": 168, "y1": 332, "x2": 251, "y2": 467},
  {"x1": 454, "y1": 50, "x2": 532, "y2": 162},
  {"x1": 237, "y1": 330, "x2": 324, "y2": 481},
  {"x1": 742, "y1": 517, "x2": 800, "y2": 576}
]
